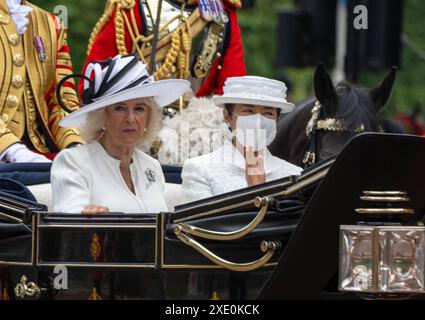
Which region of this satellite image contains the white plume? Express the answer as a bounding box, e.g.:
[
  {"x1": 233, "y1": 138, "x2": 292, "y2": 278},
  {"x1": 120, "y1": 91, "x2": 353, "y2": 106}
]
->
[{"x1": 158, "y1": 97, "x2": 231, "y2": 165}]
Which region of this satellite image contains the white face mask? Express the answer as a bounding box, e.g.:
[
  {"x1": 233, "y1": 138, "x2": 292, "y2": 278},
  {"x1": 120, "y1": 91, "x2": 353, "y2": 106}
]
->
[{"x1": 235, "y1": 114, "x2": 277, "y2": 151}]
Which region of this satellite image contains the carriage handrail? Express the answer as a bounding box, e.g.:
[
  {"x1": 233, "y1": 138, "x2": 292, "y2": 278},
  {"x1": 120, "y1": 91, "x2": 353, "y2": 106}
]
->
[
  {"x1": 174, "y1": 196, "x2": 271, "y2": 241},
  {"x1": 175, "y1": 231, "x2": 279, "y2": 272},
  {"x1": 173, "y1": 163, "x2": 331, "y2": 224}
]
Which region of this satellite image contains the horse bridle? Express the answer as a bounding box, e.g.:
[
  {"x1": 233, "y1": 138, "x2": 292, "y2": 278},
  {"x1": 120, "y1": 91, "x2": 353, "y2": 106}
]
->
[{"x1": 302, "y1": 100, "x2": 366, "y2": 167}]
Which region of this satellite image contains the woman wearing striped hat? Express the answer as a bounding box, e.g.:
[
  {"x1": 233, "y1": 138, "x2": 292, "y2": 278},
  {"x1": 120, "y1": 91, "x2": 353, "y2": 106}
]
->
[{"x1": 51, "y1": 54, "x2": 189, "y2": 214}]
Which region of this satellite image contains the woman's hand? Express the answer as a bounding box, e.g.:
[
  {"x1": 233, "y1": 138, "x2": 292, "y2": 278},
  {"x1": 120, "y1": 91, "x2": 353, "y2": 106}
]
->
[
  {"x1": 81, "y1": 205, "x2": 110, "y2": 215},
  {"x1": 245, "y1": 146, "x2": 266, "y2": 187}
]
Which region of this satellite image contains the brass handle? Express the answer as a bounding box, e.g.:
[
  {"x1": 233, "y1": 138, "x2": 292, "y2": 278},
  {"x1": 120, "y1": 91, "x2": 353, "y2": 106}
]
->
[
  {"x1": 176, "y1": 232, "x2": 279, "y2": 272},
  {"x1": 360, "y1": 196, "x2": 410, "y2": 202},
  {"x1": 362, "y1": 191, "x2": 407, "y2": 196},
  {"x1": 174, "y1": 196, "x2": 271, "y2": 241},
  {"x1": 355, "y1": 208, "x2": 415, "y2": 215},
  {"x1": 14, "y1": 276, "x2": 41, "y2": 298}
]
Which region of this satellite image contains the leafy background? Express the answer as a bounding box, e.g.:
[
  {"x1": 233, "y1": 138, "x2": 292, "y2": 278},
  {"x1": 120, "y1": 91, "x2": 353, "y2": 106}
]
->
[
  {"x1": 237, "y1": 0, "x2": 425, "y2": 116},
  {"x1": 33, "y1": 0, "x2": 425, "y2": 115}
]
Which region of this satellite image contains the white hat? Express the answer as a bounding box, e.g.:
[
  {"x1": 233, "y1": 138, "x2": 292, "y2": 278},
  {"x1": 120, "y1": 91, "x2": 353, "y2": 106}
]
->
[
  {"x1": 212, "y1": 76, "x2": 294, "y2": 112},
  {"x1": 58, "y1": 54, "x2": 190, "y2": 127}
]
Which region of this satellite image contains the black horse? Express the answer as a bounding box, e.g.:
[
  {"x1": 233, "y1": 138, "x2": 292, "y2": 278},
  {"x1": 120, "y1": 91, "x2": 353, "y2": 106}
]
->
[{"x1": 270, "y1": 64, "x2": 397, "y2": 167}]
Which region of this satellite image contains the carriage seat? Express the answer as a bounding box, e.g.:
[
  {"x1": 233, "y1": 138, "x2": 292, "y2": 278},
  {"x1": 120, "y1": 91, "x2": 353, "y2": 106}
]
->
[
  {"x1": 27, "y1": 182, "x2": 183, "y2": 212},
  {"x1": 0, "y1": 163, "x2": 183, "y2": 212}
]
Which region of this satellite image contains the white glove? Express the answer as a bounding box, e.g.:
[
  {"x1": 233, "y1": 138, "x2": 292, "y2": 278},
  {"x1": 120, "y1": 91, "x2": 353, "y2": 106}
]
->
[{"x1": 1, "y1": 143, "x2": 52, "y2": 163}]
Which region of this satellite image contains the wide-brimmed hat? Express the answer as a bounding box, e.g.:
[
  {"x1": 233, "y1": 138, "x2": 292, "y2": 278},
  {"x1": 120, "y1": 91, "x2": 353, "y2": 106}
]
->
[
  {"x1": 212, "y1": 76, "x2": 294, "y2": 112},
  {"x1": 58, "y1": 54, "x2": 190, "y2": 127}
]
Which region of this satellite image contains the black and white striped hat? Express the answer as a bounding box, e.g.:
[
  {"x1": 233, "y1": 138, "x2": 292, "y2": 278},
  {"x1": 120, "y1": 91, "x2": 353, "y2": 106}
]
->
[{"x1": 58, "y1": 54, "x2": 190, "y2": 127}]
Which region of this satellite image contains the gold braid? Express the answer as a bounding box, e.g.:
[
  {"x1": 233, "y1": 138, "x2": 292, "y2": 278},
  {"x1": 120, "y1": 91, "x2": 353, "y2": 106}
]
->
[
  {"x1": 154, "y1": 31, "x2": 180, "y2": 80},
  {"x1": 183, "y1": 17, "x2": 192, "y2": 78},
  {"x1": 114, "y1": 10, "x2": 127, "y2": 55},
  {"x1": 116, "y1": 0, "x2": 136, "y2": 55},
  {"x1": 175, "y1": 2, "x2": 191, "y2": 79},
  {"x1": 177, "y1": 18, "x2": 191, "y2": 79}
]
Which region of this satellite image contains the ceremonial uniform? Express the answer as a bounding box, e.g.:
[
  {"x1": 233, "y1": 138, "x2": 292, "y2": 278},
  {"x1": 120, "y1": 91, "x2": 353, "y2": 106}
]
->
[
  {"x1": 0, "y1": 0, "x2": 83, "y2": 158},
  {"x1": 82, "y1": 0, "x2": 245, "y2": 97}
]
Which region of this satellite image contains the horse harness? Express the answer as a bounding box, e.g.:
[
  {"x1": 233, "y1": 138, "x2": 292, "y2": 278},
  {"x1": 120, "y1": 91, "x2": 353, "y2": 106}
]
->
[{"x1": 302, "y1": 100, "x2": 367, "y2": 167}]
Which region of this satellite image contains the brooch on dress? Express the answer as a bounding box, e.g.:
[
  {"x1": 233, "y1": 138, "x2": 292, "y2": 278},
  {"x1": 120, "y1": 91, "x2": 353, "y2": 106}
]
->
[{"x1": 145, "y1": 168, "x2": 156, "y2": 189}]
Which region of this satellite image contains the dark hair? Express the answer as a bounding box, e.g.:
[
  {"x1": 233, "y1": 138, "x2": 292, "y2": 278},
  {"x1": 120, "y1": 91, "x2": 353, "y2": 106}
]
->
[{"x1": 224, "y1": 103, "x2": 236, "y2": 114}]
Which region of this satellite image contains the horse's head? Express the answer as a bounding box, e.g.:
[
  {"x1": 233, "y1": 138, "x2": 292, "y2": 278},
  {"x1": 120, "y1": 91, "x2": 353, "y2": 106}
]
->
[{"x1": 303, "y1": 64, "x2": 397, "y2": 166}]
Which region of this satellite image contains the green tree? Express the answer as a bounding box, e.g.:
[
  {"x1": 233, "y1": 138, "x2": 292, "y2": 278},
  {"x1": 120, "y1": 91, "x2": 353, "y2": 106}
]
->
[
  {"x1": 239, "y1": 0, "x2": 425, "y2": 115},
  {"x1": 33, "y1": 0, "x2": 106, "y2": 72}
]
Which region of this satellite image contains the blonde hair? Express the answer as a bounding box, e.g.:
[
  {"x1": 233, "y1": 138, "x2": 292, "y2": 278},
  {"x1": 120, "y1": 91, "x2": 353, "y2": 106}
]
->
[{"x1": 79, "y1": 97, "x2": 162, "y2": 151}]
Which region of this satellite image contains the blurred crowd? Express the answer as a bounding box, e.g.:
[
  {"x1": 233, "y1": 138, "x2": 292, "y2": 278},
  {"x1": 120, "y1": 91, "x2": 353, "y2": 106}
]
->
[{"x1": 395, "y1": 105, "x2": 425, "y2": 136}]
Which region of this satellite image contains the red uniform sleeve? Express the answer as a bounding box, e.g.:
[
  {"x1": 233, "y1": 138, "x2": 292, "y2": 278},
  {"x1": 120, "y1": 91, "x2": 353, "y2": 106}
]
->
[{"x1": 196, "y1": 4, "x2": 246, "y2": 97}]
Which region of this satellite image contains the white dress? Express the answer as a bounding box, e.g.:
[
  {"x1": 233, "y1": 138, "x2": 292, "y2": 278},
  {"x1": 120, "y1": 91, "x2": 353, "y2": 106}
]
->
[
  {"x1": 181, "y1": 140, "x2": 303, "y2": 203},
  {"x1": 51, "y1": 141, "x2": 168, "y2": 213}
]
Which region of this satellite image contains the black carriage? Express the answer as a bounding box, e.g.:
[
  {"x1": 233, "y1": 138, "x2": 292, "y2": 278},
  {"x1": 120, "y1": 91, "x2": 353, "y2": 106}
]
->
[{"x1": 1, "y1": 133, "x2": 425, "y2": 300}]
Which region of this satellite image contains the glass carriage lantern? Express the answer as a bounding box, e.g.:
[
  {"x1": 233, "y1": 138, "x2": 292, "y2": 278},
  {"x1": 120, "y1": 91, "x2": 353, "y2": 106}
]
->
[{"x1": 339, "y1": 225, "x2": 425, "y2": 296}]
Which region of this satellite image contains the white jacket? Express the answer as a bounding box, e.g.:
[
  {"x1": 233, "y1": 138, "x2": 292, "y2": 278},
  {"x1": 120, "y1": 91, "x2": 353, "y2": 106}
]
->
[
  {"x1": 181, "y1": 140, "x2": 303, "y2": 203},
  {"x1": 51, "y1": 141, "x2": 168, "y2": 213}
]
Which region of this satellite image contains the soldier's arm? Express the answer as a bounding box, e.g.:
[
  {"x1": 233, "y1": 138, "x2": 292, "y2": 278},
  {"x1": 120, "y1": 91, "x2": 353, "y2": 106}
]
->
[{"x1": 196, "y1": 0, "x2": 246, "y2": 96}]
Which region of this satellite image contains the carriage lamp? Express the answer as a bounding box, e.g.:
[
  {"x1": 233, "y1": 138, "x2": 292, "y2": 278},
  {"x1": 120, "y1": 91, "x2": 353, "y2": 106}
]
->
[
  {"x1": 378, "y1": 227, "x2": 425, "y2": 292},
  {"x1": 339, "y1": 226, "x2": 425, "y2": 294},
  {"x1": 339, "y1": 226, "x2": 374, "y2": 292}
]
